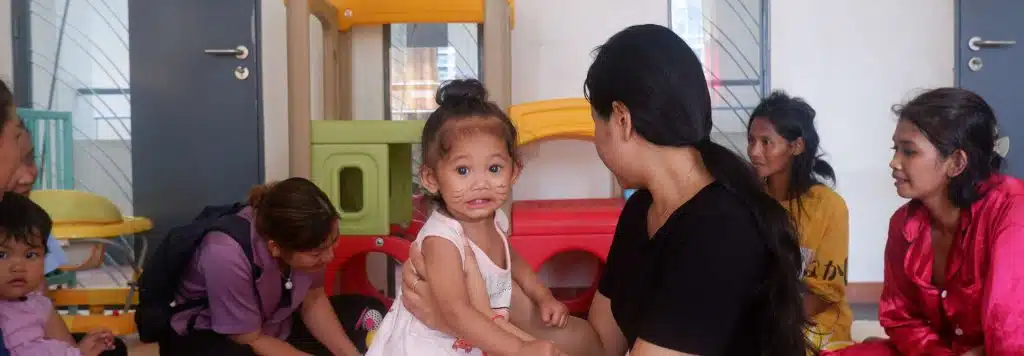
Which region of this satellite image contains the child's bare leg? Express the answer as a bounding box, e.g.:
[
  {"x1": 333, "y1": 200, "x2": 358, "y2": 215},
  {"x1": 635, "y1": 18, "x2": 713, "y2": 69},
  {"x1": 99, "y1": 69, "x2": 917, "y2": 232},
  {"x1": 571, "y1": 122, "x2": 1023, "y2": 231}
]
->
[{"x1": 507, "y1": 282, "x2": 605, "y2": 356}]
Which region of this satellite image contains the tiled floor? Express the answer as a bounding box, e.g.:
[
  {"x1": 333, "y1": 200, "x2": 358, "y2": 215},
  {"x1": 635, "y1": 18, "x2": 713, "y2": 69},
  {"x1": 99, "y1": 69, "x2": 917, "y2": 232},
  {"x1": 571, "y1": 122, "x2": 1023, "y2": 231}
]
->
[{"x1": 124, "y1": 335, "x2": 157, "y2": 356}]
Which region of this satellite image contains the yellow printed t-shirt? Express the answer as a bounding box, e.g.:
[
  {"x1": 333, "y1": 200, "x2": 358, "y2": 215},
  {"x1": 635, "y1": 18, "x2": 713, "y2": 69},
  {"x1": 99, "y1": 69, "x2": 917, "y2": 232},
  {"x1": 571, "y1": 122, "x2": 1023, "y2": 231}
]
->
[{"x1": 782, "y1": 185, "x2": 853, "y2": 352}]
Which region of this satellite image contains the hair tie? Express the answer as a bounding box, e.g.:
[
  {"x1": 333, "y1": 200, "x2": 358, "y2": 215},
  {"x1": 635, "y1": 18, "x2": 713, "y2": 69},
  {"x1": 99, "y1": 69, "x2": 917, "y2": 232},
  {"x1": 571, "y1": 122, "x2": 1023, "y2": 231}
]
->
[{"x1": 994, "y1": 136, "x2": 1010, "y2": 158}]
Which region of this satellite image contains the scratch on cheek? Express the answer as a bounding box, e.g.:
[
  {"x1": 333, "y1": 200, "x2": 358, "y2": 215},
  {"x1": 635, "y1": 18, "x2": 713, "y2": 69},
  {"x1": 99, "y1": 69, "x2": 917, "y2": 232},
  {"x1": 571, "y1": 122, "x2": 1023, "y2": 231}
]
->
[
  {"x1": 449, "y1": 186, "x2": 467, "y2": 202},
  {"x1": 493, "y1": 184, "x2": 510, "y2": 200}
]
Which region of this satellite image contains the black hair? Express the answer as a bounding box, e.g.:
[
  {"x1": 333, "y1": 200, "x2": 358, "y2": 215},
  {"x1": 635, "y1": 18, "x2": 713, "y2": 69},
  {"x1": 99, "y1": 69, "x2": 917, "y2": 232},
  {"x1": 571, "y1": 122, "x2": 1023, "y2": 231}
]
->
[
  {"x1": 248, "y1": 177, "x2": 340, "y2": 252},
  {"x1": 0, "y1": 80, "x2": 15, "y2": 135},
  {"x1": 748, "y1": 91, "x2": 836, "y2": 217},
  {"x1": 893, "y1": 87, "x2": 1002, "y2": 209},
  {"x1": 0, "y1": 191, "x2": 52, "y2": 253},
  {"x1": 585, "y1": 24, "x2": 810, "y2": 355},
  {"x1": 419, "y1": 79, "x2": 519, "y2": 204}
]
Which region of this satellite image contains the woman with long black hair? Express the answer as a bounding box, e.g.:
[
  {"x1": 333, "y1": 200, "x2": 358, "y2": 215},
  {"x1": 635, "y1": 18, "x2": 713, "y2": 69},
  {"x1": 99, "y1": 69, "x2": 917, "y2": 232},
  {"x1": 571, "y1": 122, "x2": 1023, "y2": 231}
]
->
[
  {"x1": 397, "y1": 24, "x2": 810, "y2": 356},
  {"x1": 747, "y1": 91, "x2": 853, "y2": 352}
]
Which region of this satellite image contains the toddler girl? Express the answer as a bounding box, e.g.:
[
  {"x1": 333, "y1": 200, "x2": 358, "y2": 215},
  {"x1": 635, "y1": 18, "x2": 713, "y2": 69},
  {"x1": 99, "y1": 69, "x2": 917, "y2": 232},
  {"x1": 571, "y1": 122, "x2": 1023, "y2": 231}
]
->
[
  {"x1": 366, "y1": 79, "x2": 568, "y2": 356},
  {"x1": 0, "y1": 192, "x2": 114, "y2": 356}
]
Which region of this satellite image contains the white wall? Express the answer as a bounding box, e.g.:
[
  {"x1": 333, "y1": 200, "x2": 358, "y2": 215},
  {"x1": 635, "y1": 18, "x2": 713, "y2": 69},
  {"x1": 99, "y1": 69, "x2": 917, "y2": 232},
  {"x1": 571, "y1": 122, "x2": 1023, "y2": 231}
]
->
[
  {"x1": 0, "y1": 0, "x2": 11, "y2": 80},
  {"x1": 511, "y1": 0, "x2": 669, "y2": 201},
  {"x1": 260, "y1": 0, "x2": 289, "y2": 181},
  {"x1": 771, "y1": 0, "x2": 954, "y2": 282}
]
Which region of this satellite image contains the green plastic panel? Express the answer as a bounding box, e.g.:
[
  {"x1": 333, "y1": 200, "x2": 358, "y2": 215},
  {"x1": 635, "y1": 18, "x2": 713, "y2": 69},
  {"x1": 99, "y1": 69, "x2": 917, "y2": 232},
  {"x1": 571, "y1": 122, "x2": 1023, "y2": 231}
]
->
[
  {"x1": 388, "y1": 143, "x2": 413, "y2": 225},
  {"x1": 311, "y1": 120, "x2": 425, "y2": 145},
  {"x1": 16, "y1": 109, "x2": 74, "y2": 190},
  {"x1": 312, "y1": 144, "x2": 390, "y2": 235}
]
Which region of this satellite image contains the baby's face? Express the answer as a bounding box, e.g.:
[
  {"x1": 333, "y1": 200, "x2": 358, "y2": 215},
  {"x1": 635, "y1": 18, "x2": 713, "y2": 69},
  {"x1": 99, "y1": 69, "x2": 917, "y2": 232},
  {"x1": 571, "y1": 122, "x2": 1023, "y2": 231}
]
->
[
  {"x1": 0, "y1": 238, "x2": 45, "y2": 299},
  {"x1": 432, "y1": 134, "x2": 516, "y2": 222}
]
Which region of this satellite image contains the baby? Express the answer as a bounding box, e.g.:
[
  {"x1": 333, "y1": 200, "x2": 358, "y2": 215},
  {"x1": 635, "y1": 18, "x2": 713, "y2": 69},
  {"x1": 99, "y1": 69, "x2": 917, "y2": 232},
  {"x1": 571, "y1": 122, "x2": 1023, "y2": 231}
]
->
[{"x1": 0, "y1": 191, "x2": 114, "y2": 356}]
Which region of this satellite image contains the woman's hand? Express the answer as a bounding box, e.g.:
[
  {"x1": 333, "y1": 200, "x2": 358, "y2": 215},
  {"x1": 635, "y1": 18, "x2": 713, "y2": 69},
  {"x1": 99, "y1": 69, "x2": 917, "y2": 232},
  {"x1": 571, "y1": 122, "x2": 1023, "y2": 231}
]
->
[{"x1": 401, "y1": 243, "x2": 451, "y2": 333}]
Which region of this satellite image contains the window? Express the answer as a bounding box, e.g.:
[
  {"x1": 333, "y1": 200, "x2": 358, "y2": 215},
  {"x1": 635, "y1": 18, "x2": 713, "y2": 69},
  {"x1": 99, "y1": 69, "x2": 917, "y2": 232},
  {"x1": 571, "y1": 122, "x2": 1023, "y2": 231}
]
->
[
  {"x1": 671, "y1": 0, "x2": 768, "y2": 153},
  {"x1": 11, "y1": 0, "x2": 134, "y2": 211},
  {"x1": 387, "y1": 23, "x2": 482, "y2": 121},
  {"x1": 386, "y1": 23, "x2": 481, "y2": 193}
]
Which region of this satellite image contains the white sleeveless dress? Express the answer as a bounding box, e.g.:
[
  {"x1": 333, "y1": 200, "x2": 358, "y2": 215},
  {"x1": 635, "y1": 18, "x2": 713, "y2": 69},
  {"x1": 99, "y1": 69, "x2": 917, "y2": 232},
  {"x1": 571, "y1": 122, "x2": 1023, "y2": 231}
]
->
[{"x1": 365, "y1": 210, "x2": 513, "y2": 356}]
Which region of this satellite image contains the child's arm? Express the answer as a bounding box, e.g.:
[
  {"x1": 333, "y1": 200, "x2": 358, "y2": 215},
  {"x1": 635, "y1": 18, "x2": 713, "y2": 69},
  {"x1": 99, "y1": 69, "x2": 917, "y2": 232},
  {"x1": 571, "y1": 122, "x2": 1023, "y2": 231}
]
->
[
  {"x1": 509, "y1": 250, "x2": 568, "y2": 327},
  {"x1": 298, "y1": 287, "x2": 361, "y2": 356},
  {"x1": 462, "y1": 246, "x2": 536, "y2": 343},
  {"x1": 422, "y1": 236, "x2": 525, "y2": 355},
  {"x1": 43, "y1": 310, "x2": 74, "y2": 344},
  {"x1": 493, "y1": 316, "x2": 535, "y2": 342},
  {"x1": 509, "y1": 250, "x2": 553, "y2": 302}
]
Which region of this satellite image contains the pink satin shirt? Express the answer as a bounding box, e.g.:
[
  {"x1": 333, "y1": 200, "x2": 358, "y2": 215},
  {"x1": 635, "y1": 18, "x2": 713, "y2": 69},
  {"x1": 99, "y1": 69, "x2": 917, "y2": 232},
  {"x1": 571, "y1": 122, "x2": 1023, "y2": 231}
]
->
[{"x1": 833, "y1": 174, "x2": 1024, "y2": 355}]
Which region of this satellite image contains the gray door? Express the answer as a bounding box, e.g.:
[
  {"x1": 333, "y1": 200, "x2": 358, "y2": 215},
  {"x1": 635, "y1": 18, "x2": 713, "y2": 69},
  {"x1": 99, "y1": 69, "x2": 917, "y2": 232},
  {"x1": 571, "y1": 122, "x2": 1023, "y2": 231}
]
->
[
  {"x1": 957, "y1": 0, "x2": 1023, "y2": 177},
  {"x1": 130, "y1": 0, "x2": 263, "y2": 240}
]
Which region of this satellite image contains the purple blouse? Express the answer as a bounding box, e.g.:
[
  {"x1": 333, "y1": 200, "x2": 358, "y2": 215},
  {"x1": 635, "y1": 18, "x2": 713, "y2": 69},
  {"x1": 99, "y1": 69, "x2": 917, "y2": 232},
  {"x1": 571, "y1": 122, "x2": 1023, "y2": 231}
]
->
[{"x1": 170, "y1": 207, "x2": 324, "y2": 338}]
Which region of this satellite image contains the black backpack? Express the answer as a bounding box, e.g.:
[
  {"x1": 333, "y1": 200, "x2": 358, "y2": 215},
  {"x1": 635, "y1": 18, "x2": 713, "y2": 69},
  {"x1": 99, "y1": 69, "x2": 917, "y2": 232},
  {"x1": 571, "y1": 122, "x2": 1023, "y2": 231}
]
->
[{"x1": 135, "y1": 203, "x2": 263, "y2": 343}]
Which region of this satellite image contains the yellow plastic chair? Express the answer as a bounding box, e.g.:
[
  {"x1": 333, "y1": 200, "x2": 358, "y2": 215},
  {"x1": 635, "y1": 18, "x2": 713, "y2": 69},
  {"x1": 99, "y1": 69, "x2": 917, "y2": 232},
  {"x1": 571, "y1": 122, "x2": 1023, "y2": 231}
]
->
[{"x1": 30, "y1": 189, "x2": 152, "y2": 335}]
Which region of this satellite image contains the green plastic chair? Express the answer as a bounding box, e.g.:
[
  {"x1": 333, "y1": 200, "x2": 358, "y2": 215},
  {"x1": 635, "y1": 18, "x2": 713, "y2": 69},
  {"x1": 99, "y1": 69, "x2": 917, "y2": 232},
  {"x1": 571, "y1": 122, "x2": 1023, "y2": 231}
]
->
[
  {"x1": 45, "y1": 269, "x2": 77, "y2": 288},
  {"x1": 16, "y1": 109, "x2": 74, "y2": 190}
]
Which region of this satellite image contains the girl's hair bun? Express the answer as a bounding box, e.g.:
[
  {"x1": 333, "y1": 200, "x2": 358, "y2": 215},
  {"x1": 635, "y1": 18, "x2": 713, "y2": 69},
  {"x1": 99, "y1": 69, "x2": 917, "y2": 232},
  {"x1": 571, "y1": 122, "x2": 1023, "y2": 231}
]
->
[{"x1": 435, "y1": 79, "x2": 489, "y2": 107}]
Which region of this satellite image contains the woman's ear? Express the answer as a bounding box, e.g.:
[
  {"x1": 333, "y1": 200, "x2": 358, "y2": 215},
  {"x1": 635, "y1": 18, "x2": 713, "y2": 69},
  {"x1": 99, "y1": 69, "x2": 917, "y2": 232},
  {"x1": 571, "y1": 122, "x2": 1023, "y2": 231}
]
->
[
  {"x1": 790, "y1": 137, "x2": 806, "y2": 156},
  {"x1": 267, "y1": 239, "x2": 282, "y2": 258},
  {"x1": 610, "y1": 101, "x2": 634, "y2": 142},
  {"x1": 947, "y1": 149, "x2": 969, "y2": 177}
]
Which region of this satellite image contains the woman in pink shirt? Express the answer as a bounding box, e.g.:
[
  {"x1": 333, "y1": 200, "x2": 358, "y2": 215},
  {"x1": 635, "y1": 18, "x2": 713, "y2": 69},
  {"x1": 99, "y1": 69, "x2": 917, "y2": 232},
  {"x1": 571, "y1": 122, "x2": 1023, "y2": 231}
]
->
[
  {"x1": 161, "y1": 178, "x2": 379, "y2": 356},
  {"x1": 831, "y1": 88, "x2": 1024, "y2": 355}
]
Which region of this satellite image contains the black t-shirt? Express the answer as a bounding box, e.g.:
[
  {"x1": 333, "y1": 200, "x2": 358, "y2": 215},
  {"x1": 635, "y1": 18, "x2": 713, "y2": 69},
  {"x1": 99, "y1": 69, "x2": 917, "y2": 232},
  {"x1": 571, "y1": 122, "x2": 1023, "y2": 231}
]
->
[{"x1": 598, "y1": 183, "x2": 767, "y2": 355}]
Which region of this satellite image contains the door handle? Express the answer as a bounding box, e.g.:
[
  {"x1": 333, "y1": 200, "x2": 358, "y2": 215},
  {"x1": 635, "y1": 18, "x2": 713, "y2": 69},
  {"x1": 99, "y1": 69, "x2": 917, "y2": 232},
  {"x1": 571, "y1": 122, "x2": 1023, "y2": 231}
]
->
[
  {"x1": 203, "y1": 45, "x2": 249, "y2": 59},
  {"x1": 969, "y1": 36, "x2": 1016, "y2": 51}
]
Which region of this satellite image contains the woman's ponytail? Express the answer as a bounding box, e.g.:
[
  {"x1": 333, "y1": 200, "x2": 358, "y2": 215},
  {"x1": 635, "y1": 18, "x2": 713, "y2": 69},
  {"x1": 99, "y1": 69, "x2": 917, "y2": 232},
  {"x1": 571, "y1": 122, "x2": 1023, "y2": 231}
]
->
[
  {"x1": 695, "y1": 140, "x2": 760, "y2": 196},
  {"x1": 695, "y1": 139, "x2": 813, "y2": 355},
  {"x1": 812, "y1": 158, "x2": 836, "y2": 185},
  {"x1": 247, "y1": 182, "x2": 275, "y2": 210}
]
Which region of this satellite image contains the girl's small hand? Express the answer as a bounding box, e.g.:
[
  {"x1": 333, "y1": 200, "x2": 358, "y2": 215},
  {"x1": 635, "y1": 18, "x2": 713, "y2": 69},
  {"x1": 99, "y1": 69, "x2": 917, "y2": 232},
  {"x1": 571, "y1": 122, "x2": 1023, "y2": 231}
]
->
[
  {"x1": 538, "y1": 297, "x2": 569, "y2": 328},
  {"x1": 76, "y1": 329, "x2": 113, "y2": 356}
]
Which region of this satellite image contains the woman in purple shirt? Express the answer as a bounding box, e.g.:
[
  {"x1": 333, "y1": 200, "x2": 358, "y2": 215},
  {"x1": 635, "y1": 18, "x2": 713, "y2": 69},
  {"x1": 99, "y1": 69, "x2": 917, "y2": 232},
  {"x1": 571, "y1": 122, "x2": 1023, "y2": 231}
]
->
[{"x1": 160, "y1": 177, "x2": 371, "y2": 356}]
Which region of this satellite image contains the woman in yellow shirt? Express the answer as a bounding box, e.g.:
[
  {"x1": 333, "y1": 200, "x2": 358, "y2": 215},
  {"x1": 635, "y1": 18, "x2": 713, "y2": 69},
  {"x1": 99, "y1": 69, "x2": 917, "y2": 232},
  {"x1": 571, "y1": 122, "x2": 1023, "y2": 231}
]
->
[{"x1": 747, "y1": 91, "x2": 853, "y2": 352}]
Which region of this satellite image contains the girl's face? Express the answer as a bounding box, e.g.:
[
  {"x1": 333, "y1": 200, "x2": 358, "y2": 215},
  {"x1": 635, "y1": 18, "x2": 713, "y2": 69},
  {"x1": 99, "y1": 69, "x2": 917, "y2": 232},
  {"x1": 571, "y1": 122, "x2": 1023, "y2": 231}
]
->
[
  {"x1": 0, "y1": 108, "x2": 25, "y2": 192},
  {"x1": 747, "y1": 117, "x2": 803, "y2": 179},
  {"x1": 889, "y1": 119, "x2": 964, "y2": 201},
  {"x1": 0, "y1": 237, "x2": 45, "y2": 300},
  {"x1": 422, "y1": 131, "x2": 518, "y2": 222}
]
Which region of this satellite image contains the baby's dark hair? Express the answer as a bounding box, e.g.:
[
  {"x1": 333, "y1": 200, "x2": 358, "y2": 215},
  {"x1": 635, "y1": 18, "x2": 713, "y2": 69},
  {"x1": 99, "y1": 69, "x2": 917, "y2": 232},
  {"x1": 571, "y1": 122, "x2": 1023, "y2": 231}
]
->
[
  {"x1": 420, "y1": 79, "x2": 519, "y2": 170},
  {"x1": 0, "y1": 191, "x2": 52, "y2": 252}
]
